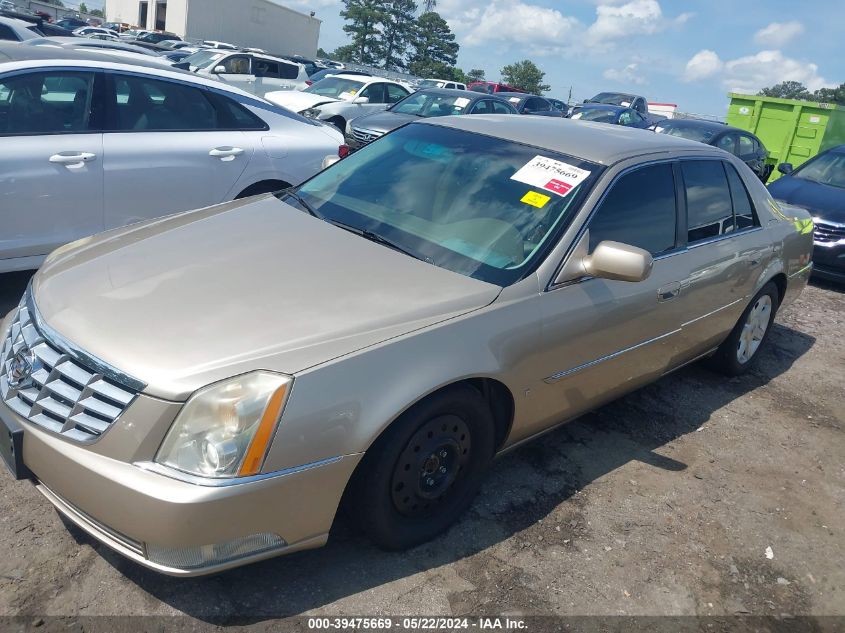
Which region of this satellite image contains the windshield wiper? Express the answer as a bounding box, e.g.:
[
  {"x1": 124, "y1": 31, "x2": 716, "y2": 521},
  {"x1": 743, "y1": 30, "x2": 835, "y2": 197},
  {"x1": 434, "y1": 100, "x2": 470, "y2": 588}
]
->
[
  {"x1": 283, "y1": 189, "x2": 321, "y2": 218},
  {"x1": 329, "y1": 219, "x2": 426, "y2": 262}
]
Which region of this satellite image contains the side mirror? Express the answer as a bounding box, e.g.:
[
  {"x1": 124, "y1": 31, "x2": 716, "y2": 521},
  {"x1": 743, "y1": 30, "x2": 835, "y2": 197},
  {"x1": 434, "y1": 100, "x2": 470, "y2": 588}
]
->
[
  {"x1": 778, "y1": 163, "x2": 794, "y2": 175},
  {"x1": 583, "y1": 241, "x2": 653, "y2": 282},
  {"x1": 352, "y1": 96, "x2": 370, "y2": 104}
]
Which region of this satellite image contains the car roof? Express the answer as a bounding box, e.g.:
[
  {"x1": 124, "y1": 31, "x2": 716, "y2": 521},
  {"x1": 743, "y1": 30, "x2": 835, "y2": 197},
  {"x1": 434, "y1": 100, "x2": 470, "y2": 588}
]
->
[
  {"x1": 415, "y1": 87, "x2": 484, "y2": 98},
  {"x1": 0, "y1": 42, "x2": 269, "y2": 100},
  {"x1": 579, "y1": 103, "x2": 626, "y2": 111},
  {"x1": 424, "y1": 115, "x2": 718, "y2": 165},
  {"x1": 0, "y1": 15, "x2": 35, "y2": 28}
]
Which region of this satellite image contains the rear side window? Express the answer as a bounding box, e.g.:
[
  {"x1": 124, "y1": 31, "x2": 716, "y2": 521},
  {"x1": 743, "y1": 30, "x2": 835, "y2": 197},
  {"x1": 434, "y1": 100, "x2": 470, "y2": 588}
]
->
[
  {"x1": 205, "y1": 92, "x2": 268, "y2": 130},
  {"x1": 682, "y1": 160, "x2": 735, "y2": 243},
  {"x1": 589, "y1": 163, "x2": 677, "y2": 255},
  {"x1": 0, "y1": 71, "x2": 95, "y2": 135},
  {"x1": 278, "y1": 61, "x2": 300, "y2": 80},
  {"x1": 725, "y1": 162, "x2": 759, "y2": 230},
  {"x1": 0, "y1": 24, "x2": 17, "y2": 41},
  {"x1": 111, "y1": 75, "x2": 217, "y2": 131},
  {"x1": 491, "y1": 100, "x2": 514, "y2": 114},
  {"x1": 253, "y1": 59, "x2": 279, "y2": 78}
]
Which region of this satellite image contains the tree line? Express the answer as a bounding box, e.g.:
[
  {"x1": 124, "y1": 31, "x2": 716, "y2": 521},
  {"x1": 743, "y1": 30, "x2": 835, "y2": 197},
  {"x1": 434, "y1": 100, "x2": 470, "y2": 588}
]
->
[
  {"x1": 327, "y1": 0, "x2": 552, "y2": 95},
  {"x1": 758, "y1": 81, "x2": 845, "y2": 106}
]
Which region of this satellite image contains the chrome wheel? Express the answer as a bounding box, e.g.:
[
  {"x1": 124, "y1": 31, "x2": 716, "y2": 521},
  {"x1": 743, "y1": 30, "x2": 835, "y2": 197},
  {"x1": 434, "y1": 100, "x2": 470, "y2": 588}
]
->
[{"x1": 737, "y1": 295, "x2": 772, "y2": 364}]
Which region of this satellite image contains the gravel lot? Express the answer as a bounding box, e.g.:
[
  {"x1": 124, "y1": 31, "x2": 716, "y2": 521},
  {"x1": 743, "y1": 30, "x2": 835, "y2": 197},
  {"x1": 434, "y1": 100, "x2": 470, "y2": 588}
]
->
[{"x1": 0, "y1": 270, "x2": 842, "y2": 628}]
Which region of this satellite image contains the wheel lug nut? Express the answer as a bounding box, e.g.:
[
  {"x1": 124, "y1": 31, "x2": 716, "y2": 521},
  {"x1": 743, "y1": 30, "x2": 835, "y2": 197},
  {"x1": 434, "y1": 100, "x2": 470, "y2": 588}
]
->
[
  {"x1": 439, "y1": 466, "x2": 447, "y2": 473},
  {"x1": 439, "y1": 450, "x2": 447, "y2": 457},
  {"x1": 426, "y1": 478, "x2": 434, "y2": 485}
]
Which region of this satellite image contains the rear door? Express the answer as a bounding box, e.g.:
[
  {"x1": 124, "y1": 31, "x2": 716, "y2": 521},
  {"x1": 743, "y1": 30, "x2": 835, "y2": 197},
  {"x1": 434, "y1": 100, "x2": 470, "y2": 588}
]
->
[
  {"x1": 671, "y1": 158, "x2": 772, "y2": 361},
  {"x1": 100, "y1": 72, "x2": 253, "y2": 228},
  {"x1": 0, "y1": 69, "x2": 103, "y2": 265},
  {"x1": 252, "y1": 57, "x2": 301, "y2": 96}
]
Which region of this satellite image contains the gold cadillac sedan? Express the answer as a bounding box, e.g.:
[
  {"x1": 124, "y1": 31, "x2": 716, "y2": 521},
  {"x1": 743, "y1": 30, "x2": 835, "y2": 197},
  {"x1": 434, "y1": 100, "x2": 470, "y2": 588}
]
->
[{"x1": 0, "y1": 116, "x2": 813, "y2": 575}]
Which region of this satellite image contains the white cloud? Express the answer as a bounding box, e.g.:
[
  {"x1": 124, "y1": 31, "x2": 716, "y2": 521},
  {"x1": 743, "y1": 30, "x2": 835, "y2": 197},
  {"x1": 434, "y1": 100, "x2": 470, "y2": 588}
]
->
[
  {"x1": 603, "y1": 63, "x2": 647, "y2": 85},
  {"x1": 458, "y1": 1, "x2": 581, "y2": 53},
  {"x1": 683, "y1": 48, "x2": 829, "y2": 94},
  {"x1": 683, "y1": 49, "x2": 723, "y2": 81},
  {"x1": 587, "y1": 0, "x2": 663, "y2": 41},
  {"x1": 754, "y1": 21, "x2": 805, "y2": 47}
]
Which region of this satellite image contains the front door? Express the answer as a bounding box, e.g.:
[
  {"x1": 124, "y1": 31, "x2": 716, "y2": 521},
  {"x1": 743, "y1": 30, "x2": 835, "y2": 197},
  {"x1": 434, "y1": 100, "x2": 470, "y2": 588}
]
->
[
  {"x1": 521, "y1": 161, "x2": 689, "y2": 440},
  {"x1": 0, "y1": 70, "x2": 103, "y2": 264}
]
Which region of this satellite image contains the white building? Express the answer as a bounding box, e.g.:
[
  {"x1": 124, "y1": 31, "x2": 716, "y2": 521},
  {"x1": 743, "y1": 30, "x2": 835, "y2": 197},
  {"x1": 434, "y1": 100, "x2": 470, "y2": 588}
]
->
[{"x1": 106, "y1": 0, "x2": 322, "y2": 58}]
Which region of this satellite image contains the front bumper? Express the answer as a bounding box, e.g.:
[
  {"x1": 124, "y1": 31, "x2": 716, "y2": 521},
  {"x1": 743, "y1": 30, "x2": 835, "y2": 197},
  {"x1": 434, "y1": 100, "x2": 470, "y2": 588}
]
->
[
  {"x1": 812, "y1": 243, "x2": 845, "y2": 283},
  {"x1": 1, "y1": 399, "x2": 361, "y2": 576}
]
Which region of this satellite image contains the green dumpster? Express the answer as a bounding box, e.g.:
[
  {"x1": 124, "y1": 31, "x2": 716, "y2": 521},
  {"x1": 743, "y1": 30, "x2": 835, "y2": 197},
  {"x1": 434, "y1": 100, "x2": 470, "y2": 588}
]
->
[{"x1": 726, "y1": 93, "x2": 845, "y2": 181}]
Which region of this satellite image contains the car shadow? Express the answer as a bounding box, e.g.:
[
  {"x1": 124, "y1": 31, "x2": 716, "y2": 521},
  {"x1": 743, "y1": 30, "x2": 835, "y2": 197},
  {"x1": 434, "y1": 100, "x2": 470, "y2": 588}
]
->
[
  {"x1": 810, "y1": 276, "x2": 843, "y2": 293},
  {"x1": 0, "y1": 270, "x2": 34, "y2": 316},
  {"x1": 59, "y1": 322, "x2": 814, "y2": 622}
]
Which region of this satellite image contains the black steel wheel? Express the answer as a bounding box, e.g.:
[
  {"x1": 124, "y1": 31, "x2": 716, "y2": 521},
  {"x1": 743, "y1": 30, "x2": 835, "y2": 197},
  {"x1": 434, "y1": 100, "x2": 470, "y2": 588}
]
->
[{"x1": 345, "y1": 384, "x2": 495, "y2": 550}]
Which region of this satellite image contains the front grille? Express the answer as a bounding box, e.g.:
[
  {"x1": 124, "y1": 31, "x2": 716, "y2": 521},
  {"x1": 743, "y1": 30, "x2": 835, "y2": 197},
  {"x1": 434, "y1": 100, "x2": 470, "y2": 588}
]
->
[
  {"x1": 350, "y1": 127, "x2": 383, "y2": 145},
  {"x1": 0, "y1": 293, "x2": 140, "y2": 443},
  {"x1": 814, "y1": 220, "x2": 845, "y2": 244}
]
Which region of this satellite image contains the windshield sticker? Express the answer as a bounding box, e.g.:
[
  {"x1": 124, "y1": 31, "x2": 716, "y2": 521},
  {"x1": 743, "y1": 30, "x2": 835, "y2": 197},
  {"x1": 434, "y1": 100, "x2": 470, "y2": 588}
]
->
[
  {"x1": 521, "y1": 191, "x2": 551, "y2": 208},
  {"x1": 510, "y1": 156, "x2": 591, "y2": 197},
  {"x1": 454, "y1": 97, "x2": 470, "y2": 108},
  {"x1": 509, "y1": 97, "x2": 521, "y2": 103}
]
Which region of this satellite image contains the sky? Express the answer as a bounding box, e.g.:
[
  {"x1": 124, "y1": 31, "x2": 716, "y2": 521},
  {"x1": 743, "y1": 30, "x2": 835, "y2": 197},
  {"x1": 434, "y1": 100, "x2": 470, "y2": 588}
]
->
[{"x1": 281, "y1": 0, "x2": 843, "y2": 117}]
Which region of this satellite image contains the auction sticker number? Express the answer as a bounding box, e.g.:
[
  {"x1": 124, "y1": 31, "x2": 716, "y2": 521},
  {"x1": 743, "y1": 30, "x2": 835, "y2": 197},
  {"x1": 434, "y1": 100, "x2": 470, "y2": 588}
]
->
[{"x1": 511, "y1": 155, "x2": 591, "y2": 197}]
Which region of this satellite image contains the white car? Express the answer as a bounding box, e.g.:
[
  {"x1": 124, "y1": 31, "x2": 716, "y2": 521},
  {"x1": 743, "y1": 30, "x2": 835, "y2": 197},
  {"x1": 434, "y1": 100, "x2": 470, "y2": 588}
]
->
[
  {"x1": 265, "y1": 73, "x2": 411, "y2": 131},
  {"x1": 72, "y1": 27, "x2": 120, "y2": 39},
  {"x1": 179, "y1": 49, "x2": 310, "y2": 97},
  {"x1": 202, "y1": 40, "x2": 238, "y2": 50},
  {"x1": 417, "y1": 78, "x2": 467, "y2": 91},
  {"x1": 0, "y1": 15, "x2": 40, "y2": 41},
  {"x1": 22, "y1": 37, "x2": 174, "y2": 67},
  {"x1": 0, "y1": 43, "x2": 345, "y2": 274}
]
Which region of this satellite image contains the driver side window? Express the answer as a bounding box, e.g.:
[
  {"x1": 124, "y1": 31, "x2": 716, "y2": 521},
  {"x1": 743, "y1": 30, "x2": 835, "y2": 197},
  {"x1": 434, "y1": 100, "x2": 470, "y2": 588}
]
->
[
  {"x1": 588, "y1": 163, "x2": 677, "y2": 255},
  {"x1": 360, "y1": 83, "x2": 386, "y2": 103},
  {"x1": 220, "y1": 56, "x2": 251, "y2": 75}
]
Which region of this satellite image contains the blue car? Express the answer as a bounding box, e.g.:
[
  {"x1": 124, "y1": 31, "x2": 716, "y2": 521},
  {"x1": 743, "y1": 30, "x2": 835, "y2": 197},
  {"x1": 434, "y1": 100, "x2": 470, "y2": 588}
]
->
[{"x1": 767, "y1": 145, "x2": 845, "y2": 283}]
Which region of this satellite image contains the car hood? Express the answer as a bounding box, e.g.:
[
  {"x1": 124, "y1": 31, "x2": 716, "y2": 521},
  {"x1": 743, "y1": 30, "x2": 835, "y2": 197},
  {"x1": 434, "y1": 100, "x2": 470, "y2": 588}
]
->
[
  {"x1": 264, "y1": 90, "x2": 341, "y2": 112},
  {"x1": 32, "y1": 196, "x2": 501, "y2": 401},
  {"x1": 351, "y1": 110, "x2": 417, "y2": 134},
  {"x1": 768, "y1": 176, "x2": 845, "y2": 223}
]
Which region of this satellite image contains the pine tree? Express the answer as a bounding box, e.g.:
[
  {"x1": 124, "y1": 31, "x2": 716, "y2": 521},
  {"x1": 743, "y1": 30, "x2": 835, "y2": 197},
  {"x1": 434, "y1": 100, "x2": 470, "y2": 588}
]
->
[
  {"x1": 407, "y1": 12, "x2": 458, "y2": 77},
  {"x1": 380, "y1": 0, "x2": 418, "y2": 71},
  {"x1": 340, "y1": 0, "x2": 386, "y2": 65}
]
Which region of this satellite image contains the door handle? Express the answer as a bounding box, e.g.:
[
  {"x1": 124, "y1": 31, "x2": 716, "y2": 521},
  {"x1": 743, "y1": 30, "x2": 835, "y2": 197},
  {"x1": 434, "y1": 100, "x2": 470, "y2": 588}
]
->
[
  {"x1": 209, "y1": 147, "x2": 245, "y2": 161},
  {"x1": 658, "y1": 281, "x2": 682, "y2": 302},
  {"x1": 49, "y1": 152, "x2": 96, "y2": 166}
]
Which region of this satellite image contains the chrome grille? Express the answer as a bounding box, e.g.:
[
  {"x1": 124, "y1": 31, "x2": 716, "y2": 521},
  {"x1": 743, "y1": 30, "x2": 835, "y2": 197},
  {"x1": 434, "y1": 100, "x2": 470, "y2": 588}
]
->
[
  {"x1": 350, "y1": 127, "x2": 383, "y2": 145},
  {"x1": 0, "y1": 293, "x2": 140, "y2": 443},
  {"x1": 813, "y1": 219, "x2": 845, "y2": 245}
]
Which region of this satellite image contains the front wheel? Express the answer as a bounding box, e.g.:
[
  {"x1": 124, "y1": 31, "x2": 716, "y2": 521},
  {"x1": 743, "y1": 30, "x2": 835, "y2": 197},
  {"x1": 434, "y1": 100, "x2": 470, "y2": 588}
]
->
[
  {"x1": 345, "y1": 384, "x2": 495, "y2": 550},
  {"x1": 706, "y1": 282, "x2": 779, "y2": 375}
]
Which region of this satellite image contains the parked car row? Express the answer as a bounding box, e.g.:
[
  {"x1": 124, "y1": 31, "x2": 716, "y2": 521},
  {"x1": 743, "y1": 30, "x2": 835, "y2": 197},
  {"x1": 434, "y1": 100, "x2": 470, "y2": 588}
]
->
[{"x1": 0, "y1": 42, "x2": 345, "y2": 274}]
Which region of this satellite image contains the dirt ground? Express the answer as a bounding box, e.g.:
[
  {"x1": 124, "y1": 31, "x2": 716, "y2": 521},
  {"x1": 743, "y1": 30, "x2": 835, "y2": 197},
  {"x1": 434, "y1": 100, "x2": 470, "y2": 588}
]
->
[{"x1": 0, "y1": 270, "x2": 842, "y2": 629}]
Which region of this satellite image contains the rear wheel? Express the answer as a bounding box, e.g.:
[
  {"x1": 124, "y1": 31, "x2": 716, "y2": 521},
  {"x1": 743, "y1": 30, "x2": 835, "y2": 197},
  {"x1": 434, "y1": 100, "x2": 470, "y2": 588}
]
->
[
  {"x1": 346, "y1": 384, "x2": 495, "y2": 550},
  {"x1": 707, "y1": 282, "x2": 778, "y2": 375}
]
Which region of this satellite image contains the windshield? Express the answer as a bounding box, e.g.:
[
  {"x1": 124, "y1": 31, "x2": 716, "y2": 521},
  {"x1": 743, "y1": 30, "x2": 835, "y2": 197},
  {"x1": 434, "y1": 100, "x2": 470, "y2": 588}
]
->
[
  {"x1": 285, "y1": 124, "x2": 601, "y2": 286},
  {"x1": 793, "y1": 151, "x2": 845, "y2": 188},
  {"x1": 588, "y1": 92, "x2": 634, "y2": 106},
  {"x1": 418, "y1": 79, "x2": 446, "y2": 88},
  {"x1": 572, "y1": 108, "x2": 618, "y2": 123},
  {"x1": 304, "y1": 77, "x2": 367, "y2": 98},
  {"x1": 391, "y1": 92, "x2": 473, "y2": 117},
  {"x1": 656, "y1": 124, "x2": 716, "y2": 142},
  {"x1": 182, "y1": 50, "x2": 225, "y2": 69}
]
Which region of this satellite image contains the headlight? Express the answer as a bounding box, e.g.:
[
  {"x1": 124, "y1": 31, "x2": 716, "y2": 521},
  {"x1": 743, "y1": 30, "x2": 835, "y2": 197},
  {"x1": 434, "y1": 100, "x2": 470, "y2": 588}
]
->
[
  {"x1": 155, "y1": 372, "x2": 291, "y2": 479},
  {"x1": 301, "y1": 107, "x2": 321, "y2": 119}
]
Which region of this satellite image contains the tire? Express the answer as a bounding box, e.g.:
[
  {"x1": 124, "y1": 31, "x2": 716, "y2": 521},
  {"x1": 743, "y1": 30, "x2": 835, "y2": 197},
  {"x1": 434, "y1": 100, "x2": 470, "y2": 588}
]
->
[
  {"x1": 706, "y1": 282, "x2": 779, "y2": 376},
  {"x1": 345, "y1": 384, "x2": 495, "y2": 550}
]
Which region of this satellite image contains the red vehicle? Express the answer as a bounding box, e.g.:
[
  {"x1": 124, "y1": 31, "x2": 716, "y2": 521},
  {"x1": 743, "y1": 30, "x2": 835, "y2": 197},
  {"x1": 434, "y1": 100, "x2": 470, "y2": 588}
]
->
[{"x1": 468, "y1": 81, "x2": 527, "y2": 94}]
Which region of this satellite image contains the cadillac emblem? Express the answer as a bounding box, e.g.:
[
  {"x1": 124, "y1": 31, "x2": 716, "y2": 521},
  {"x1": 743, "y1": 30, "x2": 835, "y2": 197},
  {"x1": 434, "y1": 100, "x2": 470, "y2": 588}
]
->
[{"x1": 8, "y1": 348, "x2": 36, "y2": 390}]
